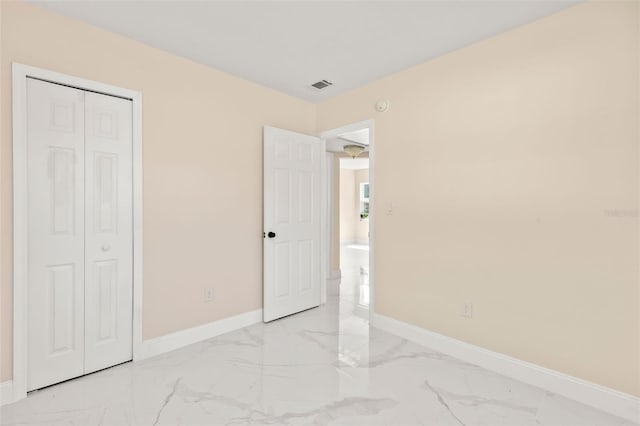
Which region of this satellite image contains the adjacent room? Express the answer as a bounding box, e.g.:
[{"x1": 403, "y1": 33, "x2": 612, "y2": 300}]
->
[
  {"x1": 0, "y1": 1, "x2": 638, "y2": 425},
  {"x1": 338, "y1": 152, "x2": 371, "y2": 319}
]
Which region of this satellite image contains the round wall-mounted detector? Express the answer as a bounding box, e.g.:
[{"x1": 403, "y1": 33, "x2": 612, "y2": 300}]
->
[
  {"x1": 375, "y1": 99, "x2": 390, "y2": 112},
  {"x1": 376, "y1": 99, "x2": 389, "y2": 112}
]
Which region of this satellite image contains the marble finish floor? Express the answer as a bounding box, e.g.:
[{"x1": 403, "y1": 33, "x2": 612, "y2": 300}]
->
[
  {"x1": 0, "y1": 305, "x2": 633, "y2": 426},
  {"x1": 1, "y1": 246, "x2": 634, "y2": 425}
]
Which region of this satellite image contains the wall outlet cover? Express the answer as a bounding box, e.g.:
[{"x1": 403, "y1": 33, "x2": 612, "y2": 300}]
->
[
  {"x1": 204, "y1": 288, "x2": 214, "y2": 302},
  {"x1": 461, "y1": 301, "x2": 473, "y2": 318}
]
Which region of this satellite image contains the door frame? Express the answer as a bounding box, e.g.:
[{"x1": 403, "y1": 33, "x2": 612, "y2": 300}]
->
[
  {"x1": 318, "y1": 119, "x2": 375, "y2": 314},
  {"x1": 11, "y1": 63, "x2": 143, "y2": 402}
]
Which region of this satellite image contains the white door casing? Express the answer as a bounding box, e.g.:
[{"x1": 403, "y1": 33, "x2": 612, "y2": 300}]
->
[
  {"x1": 84, "y1": 91, "x2": 133, "y2": 374},
  {"x1": 26, "y1": 78, "x2": 86, "y2": 391},
  {"x1": 263, "y1": 126, "x2": 323, "y2": 322}
]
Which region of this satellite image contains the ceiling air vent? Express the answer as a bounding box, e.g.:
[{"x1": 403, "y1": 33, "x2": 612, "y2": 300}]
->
[{"x1": 311, "y1": 79, "x2": 333, "y2": 90}]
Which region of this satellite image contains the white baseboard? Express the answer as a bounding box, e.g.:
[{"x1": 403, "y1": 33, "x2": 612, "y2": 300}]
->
[
  {"x1": 0, "y1": 380, "x2": 16, "y2": 406},
  {"x1": 136, "y1": 309, "x2": 263, "y2": 361},
  {"x1": 371, "y1": 313, "x2": 640, "y2": 423}
]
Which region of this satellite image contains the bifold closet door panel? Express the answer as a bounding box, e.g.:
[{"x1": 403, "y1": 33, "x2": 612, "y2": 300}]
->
[
  {"x1": 83, "y1": 91, "x2": 133, "y2": 374},
  {"x1": 26, "y1": 78, "x2": 86, "y2": 391}
]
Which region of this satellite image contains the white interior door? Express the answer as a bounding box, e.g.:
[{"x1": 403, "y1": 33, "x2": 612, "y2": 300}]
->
[
  {"x1": 27, "y1": 78, "x2": 86, "y2": 391},
  {"x1": 263, "y1": 126, "x2": 322, "y2": 322},
  {"x1": 26, "y1": 78, "x2": 133, "y2": 391},
  {"x1": 84, "y1": 92, "x2": 133, "y2": 374}
]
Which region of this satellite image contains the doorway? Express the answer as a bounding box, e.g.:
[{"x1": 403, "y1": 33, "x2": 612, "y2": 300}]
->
[
  {"x1": 320, "y1": 120, "x2": 374, "y2": 318},
  {"x1": 339, "y1": 157, "x2": 370, "y2": 318}
]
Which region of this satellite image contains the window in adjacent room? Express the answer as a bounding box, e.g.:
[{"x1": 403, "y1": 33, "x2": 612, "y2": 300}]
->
[{"x1": 359, "y1": 182, "x2": 369, "y2": 221}]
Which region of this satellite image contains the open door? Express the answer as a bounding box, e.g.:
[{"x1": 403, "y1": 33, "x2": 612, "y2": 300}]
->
[{"x1": 263, "y1": 126, "x2": 323, "y2": 322}]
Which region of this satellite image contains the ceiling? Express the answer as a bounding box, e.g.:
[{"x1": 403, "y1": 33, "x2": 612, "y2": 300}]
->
[
  {"x1": 30, "y1": 1, "x2": 579, "y2": 103},
  {"x1": 327, "y1": 128, "x2": 369, "y2": 154},
  {"x1": 338, "y1": 129, "x2": 369, "y2": 146}
]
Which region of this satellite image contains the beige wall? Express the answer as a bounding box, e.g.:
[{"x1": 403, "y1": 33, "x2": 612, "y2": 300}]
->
[
  {"x1": 0, "y1": 0, "x2": 5, "y2": 385},
  {"x1": 318, "y1": 1, "x2": 640, "y2": 396},
  {"x1": 0, "y1": 1, "x2": 315, "y2": 382},
  {"x1": 339, "y1": 169, "x2": 357, "y2": 242}
]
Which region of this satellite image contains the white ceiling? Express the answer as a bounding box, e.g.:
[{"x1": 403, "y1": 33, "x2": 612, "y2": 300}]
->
[
  {"x1": 338, "y1": 129, "x2": 370, "y2": 146},
  {"x1": 30, "y1": 1, "x2": 579, "y2": 103},
  {"x1": 327, "y1": 128, "x2": 369, "y2": 153}
]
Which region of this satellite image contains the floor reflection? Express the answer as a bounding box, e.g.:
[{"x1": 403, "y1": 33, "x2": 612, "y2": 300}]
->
[{"x1": 339, "y1": 243, "x2": 370, "y2": 320}]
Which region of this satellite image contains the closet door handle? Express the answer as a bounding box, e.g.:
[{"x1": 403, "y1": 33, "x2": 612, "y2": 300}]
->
[{"x1": 101, "y1": 243, "x2": 111, "y2": 252}]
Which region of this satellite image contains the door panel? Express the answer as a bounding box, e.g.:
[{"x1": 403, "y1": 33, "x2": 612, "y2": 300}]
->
[
  {"x1": 298, "y1": 240, "x2": 313, "y2": 292},
  {"x1": 48, "y1": 264, "x2": 77, "y2": 354},
  {"x1": 84, "y1": 91, "x2": 133, "y2": 374},
  {"x1": 275, "y1": 242, "x2": 291, "y2": 297},
  {"x1": 27, "y1": 78, "x2": 86, "y2": 391},
  {"x1": 263, "y1": 127, "x2": 322, "y2": 322}
]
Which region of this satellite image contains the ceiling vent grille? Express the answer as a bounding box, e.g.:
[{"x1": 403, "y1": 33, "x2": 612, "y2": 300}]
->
[{"x1": 311, "y1": 80, "x2": 333, "y2": 90}]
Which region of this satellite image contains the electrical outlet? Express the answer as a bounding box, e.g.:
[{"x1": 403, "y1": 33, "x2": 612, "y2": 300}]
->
[
  {"x1": 461, "y1": 301, "x2": 473, "y2": 318},
  {"x1": 204, "y1": 288, "x2": 214, "y2": 302}
]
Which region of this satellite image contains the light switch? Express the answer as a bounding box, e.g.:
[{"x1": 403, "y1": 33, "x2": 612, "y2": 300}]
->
[{"x1": 386, "y1": 202, "x2": 394, "y2": 215}]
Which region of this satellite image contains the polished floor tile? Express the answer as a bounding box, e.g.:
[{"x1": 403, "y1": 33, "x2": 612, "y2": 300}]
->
[{"x1": 0, "y1": 245, "x2": 634, "y2": 425}]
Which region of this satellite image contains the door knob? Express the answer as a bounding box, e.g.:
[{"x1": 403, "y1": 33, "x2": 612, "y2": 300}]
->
[
  {"x1": 101, "y1": 243, "x2": 111, "y2": 252},
  {"x1": 267, "y1": 232, "x2": 276, "y2": 239}
]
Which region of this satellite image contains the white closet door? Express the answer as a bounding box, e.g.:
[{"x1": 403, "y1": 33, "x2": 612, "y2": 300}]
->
[
  {"x1": 27, "y1": 78, "x2": 86, "y2": 391},
  {"x1": 84, "y1": 92, "x2": 133, "y2": 373}
]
